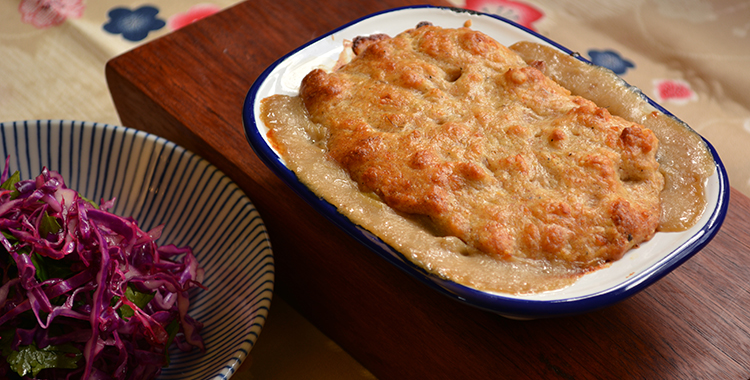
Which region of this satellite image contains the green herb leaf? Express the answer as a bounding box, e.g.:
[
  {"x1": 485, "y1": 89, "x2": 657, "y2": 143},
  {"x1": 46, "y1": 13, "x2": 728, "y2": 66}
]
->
[
  {"x1": 1, "y1": 230, "x2": 17, "y2": 245},
  {"x1": 118, "y1": 284, "x2": 156, "y2": 319},
  {"x1": 1, "y1": 230, "x2": 30, "y2": 260},
  {"x1": 0, "y1": 170, "x2": 20, "y2": 191},
  {"x1": 30, "y1": 252, "x2": 48, "y2": 282},
  {"x1": 0, "y1": 171, "x2": 21, "y2": 199},
  {"x1": 5, "y1": 342, "x2": 81, "y2": 377},
  {"x1": 39, "y1": 211, "x2": 62, "y2": 239},
  {"x1": 0, "y1": 231, "x2": 15, "y2": 259},
  {"x1": 79, "y1": 194, "x2": 99, "y2": 209},
  {"x1": 31, "y1": 252, "x2": 73, "y2": 282},
  {"x1": 163, "y1": 318, "x2": 180, "y2": 366}
]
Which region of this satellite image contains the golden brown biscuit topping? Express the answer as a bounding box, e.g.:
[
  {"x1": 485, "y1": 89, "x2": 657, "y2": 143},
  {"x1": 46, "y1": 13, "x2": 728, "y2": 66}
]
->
[{"x1": 298, "y1": 24, "x2": 664, "y2": 269}]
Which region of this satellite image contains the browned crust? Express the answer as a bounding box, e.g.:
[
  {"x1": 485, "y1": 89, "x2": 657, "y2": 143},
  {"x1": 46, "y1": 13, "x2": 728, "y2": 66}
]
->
[{"x1": 300, "y1": 25, "x2": 664, "y2": 268}]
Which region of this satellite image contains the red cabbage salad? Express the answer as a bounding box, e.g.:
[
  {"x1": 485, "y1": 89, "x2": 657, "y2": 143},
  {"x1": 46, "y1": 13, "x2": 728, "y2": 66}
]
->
[{"x1": 0, "y1": 160, "x2": 205, "y2": 379}]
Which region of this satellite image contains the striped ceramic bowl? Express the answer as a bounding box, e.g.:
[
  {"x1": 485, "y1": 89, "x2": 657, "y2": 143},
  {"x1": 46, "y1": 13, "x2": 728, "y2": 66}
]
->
[{"x1": 0, "y1": 120, "x2": 274, "y2": 379}]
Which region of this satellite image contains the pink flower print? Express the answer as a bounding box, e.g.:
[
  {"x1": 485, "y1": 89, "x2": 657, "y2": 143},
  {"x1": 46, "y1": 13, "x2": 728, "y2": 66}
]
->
[
  {"x1": 168, "y1": 4, "x2": 221, "y2": 31},
  {"x1": 653, "y1": 79, "x2": 698, "y2": 105},
  {"x1": 18, "y1": 0, "x2": 84, "y2": 29},
  {"x1": 464, "y1": 0, "x2": 544, "y2": 31}
]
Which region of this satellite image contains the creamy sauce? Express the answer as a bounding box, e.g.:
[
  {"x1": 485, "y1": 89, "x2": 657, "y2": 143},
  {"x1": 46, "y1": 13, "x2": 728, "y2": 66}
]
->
[{"x1": 260, "y1": 42, "x2": 714, "y2": 295}]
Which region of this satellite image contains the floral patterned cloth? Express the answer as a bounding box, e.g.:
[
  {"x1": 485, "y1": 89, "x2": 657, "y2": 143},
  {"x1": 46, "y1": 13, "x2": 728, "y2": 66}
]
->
[{"x1": 0, "y1": 0, "x2": 230, "y2": 131}]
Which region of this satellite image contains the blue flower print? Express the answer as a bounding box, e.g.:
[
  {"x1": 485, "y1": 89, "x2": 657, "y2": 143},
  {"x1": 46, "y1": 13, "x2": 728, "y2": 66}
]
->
[
  {"x1": 103, "y1": 5, "x2": 166, "y2": 42},
  {"x1": 587, "y1": 49, "x2": 635, "y2": 75}
]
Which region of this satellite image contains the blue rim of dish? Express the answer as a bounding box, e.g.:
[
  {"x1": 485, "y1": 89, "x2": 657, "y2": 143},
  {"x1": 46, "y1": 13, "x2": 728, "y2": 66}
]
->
[{"x1": 242, "y1": 5, "x2": 729, "y2": 319}]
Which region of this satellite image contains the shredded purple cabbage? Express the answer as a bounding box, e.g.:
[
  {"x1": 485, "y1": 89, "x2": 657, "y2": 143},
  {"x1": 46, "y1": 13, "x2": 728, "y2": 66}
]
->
[{"x1": 0, "y1": 158, "x2": 204, "y2": 379}]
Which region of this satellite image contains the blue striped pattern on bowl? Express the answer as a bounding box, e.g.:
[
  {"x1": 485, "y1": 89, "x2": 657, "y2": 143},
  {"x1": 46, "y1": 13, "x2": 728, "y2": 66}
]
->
[{"x1": 0, "y1": 120, "x2": 274, "y2": 379}]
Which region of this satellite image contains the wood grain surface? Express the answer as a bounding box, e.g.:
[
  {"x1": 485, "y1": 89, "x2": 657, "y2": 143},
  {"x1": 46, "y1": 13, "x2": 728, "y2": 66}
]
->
[{"x1": 105, "y1": 1, "x2": 750, "y2": 379}]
